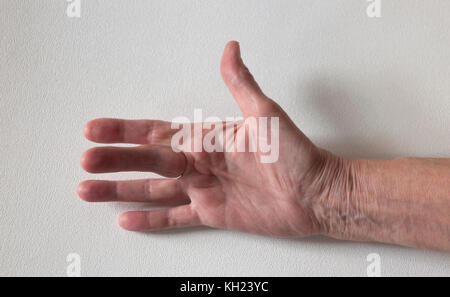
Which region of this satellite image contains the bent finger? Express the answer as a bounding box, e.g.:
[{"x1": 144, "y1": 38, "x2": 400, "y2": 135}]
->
[
  {"x1": 84, "y1": 118, "x2": 180, "y2": 145},
  {"x1": 77, "y1": 179, "x2": 189, "y2": 204},
  {"x1": 118, "y1": 206, "x2": 200, "y2": 231},
  {"x1": 80, "y1": 145, "x2": 186, "y2": 178}
]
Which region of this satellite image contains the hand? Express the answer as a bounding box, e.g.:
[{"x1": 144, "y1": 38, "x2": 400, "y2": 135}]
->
[
  {"x1": 78, "y1": 41, "x2": 450, "y2": 251},
  {"x1": 78, "y1": 41, "x2": 345, "y2": 238}
]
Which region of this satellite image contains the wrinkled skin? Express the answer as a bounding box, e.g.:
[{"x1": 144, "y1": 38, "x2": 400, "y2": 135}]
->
[{"x1": 78, "y1": 41, "x2": 343, "y2": 238}]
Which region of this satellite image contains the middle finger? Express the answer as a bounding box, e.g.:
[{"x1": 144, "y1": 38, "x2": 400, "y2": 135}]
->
[{"x1": 81, "y1": 145, "x2": 186, "y2": 178}]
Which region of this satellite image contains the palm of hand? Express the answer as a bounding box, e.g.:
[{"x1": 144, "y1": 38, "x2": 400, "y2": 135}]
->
[{"x1": 180, "y1": 115, "x2": 322, "y2": 237}]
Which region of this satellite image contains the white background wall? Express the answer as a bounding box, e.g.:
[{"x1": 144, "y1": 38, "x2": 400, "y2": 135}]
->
[{"x1": 0, "y1": 0, "x2": 449, "y2": 276}]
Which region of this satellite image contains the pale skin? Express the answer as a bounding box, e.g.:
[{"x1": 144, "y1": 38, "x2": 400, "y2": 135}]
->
[{"x1": 78, "y1": 41, "x2": 450, "y2": 252}]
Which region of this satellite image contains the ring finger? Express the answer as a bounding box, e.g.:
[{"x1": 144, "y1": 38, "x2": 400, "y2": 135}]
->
[{"x1": 77, "y1": 179, "x2": 190, "y2": 205}]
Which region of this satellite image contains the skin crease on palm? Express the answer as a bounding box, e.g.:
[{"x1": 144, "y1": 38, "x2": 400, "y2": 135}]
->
[{"x1": 78, "y1": 41, "x2": 450, "y2": 251}]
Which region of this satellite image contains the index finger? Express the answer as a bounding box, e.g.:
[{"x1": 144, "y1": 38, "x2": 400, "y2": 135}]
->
[{"x1": 84, "y1": 118, "x2": 179, "y2": 145}]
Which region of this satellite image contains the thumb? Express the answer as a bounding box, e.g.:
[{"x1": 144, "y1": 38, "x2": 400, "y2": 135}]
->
[{"x1": 220, "y1": 41, "x2": 271, "y2": 117}]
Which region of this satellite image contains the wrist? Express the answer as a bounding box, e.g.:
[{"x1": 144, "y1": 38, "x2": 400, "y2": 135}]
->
[
  {"x1": 309, "y1": 152, "x2": 376, "y2": 241},
  {"x1": 306, "y1": 153, "x2": 450, "y2": 251}
]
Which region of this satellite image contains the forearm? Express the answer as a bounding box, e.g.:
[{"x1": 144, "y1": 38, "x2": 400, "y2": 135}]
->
[{"x1": 314, "y1": 156, "x2": 450, "y2": 251}]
